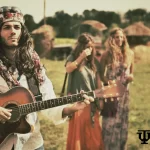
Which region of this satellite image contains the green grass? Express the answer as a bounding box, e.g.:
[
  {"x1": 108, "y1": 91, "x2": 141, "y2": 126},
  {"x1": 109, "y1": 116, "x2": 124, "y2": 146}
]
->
[
  {"x1": 39, "y1": 45, "x2": 150, "y2": 150},
  {"x1": 39, "y1": 59, "x2": 68, "y2": 150},
  {"x1": 42, "y1": 59, "x2": 66, "y2": 95},
  {"x1": 54, "y1": 38, "x2": 76, "y2": 46},
  {"x1": 128, "y1": 61, "x2": 150, "y2": 150}
]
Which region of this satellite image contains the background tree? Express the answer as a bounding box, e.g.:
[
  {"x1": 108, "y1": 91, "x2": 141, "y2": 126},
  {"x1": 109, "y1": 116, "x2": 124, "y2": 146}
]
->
[
  {"x1": 70, "y1": 13, "x2": 84, "y2": 38},
  {"x1": 53, "y1": 11, "x2": 72, "y2": 37},
  {"x1": 124, "y1": 9, "x2": 147, "y2": 24},
  {"x1": 24, "y1": 14, "x2": 37, "y2": 32},
  {"x1": 144, "y1": 12, "x2": 150, "y2": 27},
  {"x1": 95, "y1": 11, "x2": 121, "y2": 28},
  {"x1": 23, "y1": 8, "x2": 150, "y2": 39}
]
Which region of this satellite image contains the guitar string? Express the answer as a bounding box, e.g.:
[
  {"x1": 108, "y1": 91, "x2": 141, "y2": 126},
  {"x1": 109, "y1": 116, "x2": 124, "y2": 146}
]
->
[
  {"x1": 4, "y1": 97, "x2": 118, "y2": 114},
  {"x1": 2, "y1": 92, "x2": 94, "y2": 112},
  {"x1": 3, "y1": 86, "x2": 119, "y2": 113},
  {"x1": 3, "y1": 98, "x2": 85, "y2": 112}
]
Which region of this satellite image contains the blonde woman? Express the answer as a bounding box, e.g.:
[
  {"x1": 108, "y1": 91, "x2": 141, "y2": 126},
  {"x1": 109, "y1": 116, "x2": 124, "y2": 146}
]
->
[{"x1": 99, "y1": 27, "x2": 134, "y2": 150}]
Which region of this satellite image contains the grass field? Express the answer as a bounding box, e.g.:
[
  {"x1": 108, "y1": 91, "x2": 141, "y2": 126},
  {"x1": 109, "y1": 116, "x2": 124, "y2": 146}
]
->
[{"x1": 39, "y1": 45, "x2": 150, "y2": 150}]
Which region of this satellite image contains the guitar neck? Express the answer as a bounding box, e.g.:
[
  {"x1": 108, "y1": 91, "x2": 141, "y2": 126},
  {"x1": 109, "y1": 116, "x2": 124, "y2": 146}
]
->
[{"x1": 19, "y1": 91, "x2": 94, "y2": 115}]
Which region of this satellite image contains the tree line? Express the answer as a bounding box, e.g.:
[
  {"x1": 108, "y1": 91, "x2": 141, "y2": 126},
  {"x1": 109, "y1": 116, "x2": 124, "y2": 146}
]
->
[{"x1": 24, "y1": 8, "x2": 150, "y2": 38}]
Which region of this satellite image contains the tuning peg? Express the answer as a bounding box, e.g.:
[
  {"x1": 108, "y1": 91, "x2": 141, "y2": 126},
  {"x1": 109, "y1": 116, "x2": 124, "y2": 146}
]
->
[
  {"x1": 99, "y1": 100, "x2": 104, "y2": 110},
  {"x1": 111, "y1": 98, "x2": 114, "y2": 101},
  {"x1": 101, "y1": 82, "x2": 104, "y2": 88},
  {"x1": 108, "y1": 81, "x2": 111, "y2": 85},
  {"x1": 113, "y1": 80, "x2": 117, "y2": 86},
  {"x1": 116, "y1": 93, "x2": 119, "y2": 96},
  {"x1": 107, "y1": 81, "x2": 111, "y2": 88},
  {"x1": 108, "y1": 80, "x2": 116, "y2": 85},
  {"x1": 117, "y1": 97, "x2": 120, "y2": 101},
  {"x1": 112, "y1": 80, "x2": 116, "y2": 83}
]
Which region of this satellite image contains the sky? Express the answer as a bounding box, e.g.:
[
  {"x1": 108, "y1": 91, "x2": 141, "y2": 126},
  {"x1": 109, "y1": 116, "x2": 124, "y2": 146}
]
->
[{"x1": 0, "y1": 0, "x2": 150, "y2": 23}]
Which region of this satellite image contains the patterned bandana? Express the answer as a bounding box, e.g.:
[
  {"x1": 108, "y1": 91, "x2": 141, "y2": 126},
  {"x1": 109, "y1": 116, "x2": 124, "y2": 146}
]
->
[
  {"x1": 0, "y1": 49, "x2": 44, "y2": 88},
  {"x1": 0, "y1": 6, "x2": 24, "y2": 26}
]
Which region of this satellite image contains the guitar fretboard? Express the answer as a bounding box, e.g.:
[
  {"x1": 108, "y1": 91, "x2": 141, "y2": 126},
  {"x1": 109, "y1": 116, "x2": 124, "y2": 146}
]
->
[{"x1": 19, "y1": 91, "x2": 94, "y2": 115}]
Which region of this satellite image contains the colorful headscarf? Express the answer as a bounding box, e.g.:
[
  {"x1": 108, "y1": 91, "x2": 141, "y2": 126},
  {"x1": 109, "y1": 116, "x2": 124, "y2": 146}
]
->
[{"x1": 0, "y1": 6, "x2": 24, "y2": 26}]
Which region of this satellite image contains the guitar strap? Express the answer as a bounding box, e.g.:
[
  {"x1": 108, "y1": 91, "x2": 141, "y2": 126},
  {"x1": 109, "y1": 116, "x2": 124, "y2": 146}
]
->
[
  {"x1": 27, "y1": 75, "x2": 42, "y2": 101},
  {"x1": 60, "y1": 72, "x2": 68, "y2": 97}
]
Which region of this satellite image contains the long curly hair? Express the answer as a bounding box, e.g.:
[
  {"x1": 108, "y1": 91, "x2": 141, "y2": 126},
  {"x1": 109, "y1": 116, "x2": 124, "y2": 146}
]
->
[
  {"x1": 0, "y1": 24, "x2": 36, "y2": 76},
  {"x1": 105, "y1": 27, "x2": 131, "y2": 67},
  {"x1": 0, "y1": 23, "x2": 44, "y2": 87},
  {"x1": 73, "y1": 33, "x2": 96, "y2": 72}
]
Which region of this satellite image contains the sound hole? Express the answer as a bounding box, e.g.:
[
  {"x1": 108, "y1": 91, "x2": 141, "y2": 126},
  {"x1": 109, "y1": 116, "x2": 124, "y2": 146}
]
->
[{"x1": 5, "y1": 103, "x2": 20, "y2": 123}]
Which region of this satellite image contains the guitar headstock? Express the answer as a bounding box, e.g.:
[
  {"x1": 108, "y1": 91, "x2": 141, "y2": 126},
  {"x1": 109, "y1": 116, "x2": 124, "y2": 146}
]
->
[{"x1": 94, "y1": 80, "x2": 126, "y2": 99}]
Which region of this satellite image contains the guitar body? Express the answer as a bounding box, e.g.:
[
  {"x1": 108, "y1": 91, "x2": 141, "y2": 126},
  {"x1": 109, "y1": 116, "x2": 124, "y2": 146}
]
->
[{"x1": 0, "y1": 87, "x2": 35, "y2": 144}]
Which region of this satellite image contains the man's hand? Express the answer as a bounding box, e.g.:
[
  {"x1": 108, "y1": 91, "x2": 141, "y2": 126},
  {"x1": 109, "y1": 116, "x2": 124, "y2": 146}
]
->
[
  {"x1": 80, "y1": 47, "x2": 92, "y2": 59},
  {"x1": 0, "y1": 85, "x2": 9, "y2": 93},
  {"x1": 62, "y1": 91, "x2": 94, "y2": 118},
  {"x1": 0, "y1": 107, "x2": 12, "y2": 123}
]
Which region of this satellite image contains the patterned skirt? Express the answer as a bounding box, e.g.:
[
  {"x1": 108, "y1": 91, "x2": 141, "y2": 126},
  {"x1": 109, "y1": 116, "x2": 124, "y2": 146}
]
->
[{"x1": 102, "y1": 91, "x2": 129, "y2": 150}]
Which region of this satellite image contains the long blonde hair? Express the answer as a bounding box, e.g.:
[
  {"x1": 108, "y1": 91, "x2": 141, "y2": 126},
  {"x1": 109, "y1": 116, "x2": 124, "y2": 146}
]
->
[{"x1": 105, "y1": 27, "x2": 131, "y2": 67}]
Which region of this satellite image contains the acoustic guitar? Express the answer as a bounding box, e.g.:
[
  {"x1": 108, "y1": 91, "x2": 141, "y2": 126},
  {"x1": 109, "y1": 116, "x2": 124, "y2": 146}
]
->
[{"x1": 0, "y1": 80, "x2": 125, "y2": 146}]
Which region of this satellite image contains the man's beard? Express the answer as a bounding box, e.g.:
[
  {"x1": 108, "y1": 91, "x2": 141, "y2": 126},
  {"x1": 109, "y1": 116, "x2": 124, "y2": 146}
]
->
[
  {"x1": 0, "y1": 41, "x2": 18, "y2": 50},
  {"x1": 0, "y1": 37, "x2": 19, "y2": 50},
  {"x1": 3, "y1": 44, "x2": 18, "y2": 49}
]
